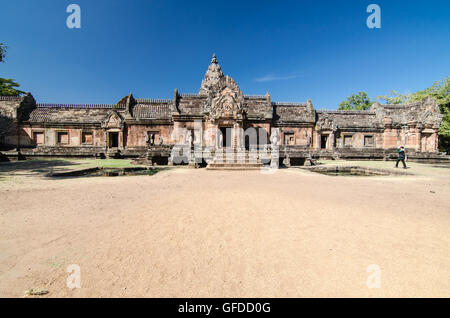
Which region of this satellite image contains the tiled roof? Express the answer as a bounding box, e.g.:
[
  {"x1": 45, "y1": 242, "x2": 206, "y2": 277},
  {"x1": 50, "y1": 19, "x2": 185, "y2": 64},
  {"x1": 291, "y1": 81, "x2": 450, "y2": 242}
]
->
[
  {"x1": 29, "y1": 108, "x2": 111, "y2": 123},
  {"x1": 36, "y1": 103, "x2": 124, "y2": 109},
  {"x1": 272, "y1": 102, "x2": 307, "y2": 107},
  {"x1": 274, "y1": 105, "x2": 314, "y2": 122},
  {"x1": 136, "y1": 99, "x2": 172, "y2": 103},
  {"x1": 0, "y1": 96, "x2": 22, "y2": 101},
  {"x1": 133, "y1": 103, "x2": 171, "y2": 119},
  {"x1": 244, "y1": 95, "x2": 266, "y2": 100}
]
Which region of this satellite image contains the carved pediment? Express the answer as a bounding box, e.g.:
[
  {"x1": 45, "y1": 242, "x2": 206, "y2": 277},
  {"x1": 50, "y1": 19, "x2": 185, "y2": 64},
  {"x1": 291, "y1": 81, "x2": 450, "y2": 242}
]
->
[
  {"x1": 102, "y1": 111, "x2": 124, "y2": 129},
  {"x1": 316, "y1": 115, "x2": 336, "y2": 131},
  {"x1": 419, "y1": 97, "x2": 443, "y2": 128},
  {"x1": 204, "y1": 76, "x2": 245, "y2": 121}
]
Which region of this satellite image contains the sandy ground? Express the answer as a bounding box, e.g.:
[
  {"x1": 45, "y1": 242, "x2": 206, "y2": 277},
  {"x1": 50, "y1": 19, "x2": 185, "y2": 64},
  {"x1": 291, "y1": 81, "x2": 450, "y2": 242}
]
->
[{"x1": 0, "y1": 161, "x2": 449, "y2": 297}]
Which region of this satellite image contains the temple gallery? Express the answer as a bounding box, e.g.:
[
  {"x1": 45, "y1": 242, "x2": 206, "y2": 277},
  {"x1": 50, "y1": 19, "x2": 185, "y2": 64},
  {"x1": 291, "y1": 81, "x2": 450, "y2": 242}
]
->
[{"x1": 0, "y1": 54, "x2": 445, "y2": 167}]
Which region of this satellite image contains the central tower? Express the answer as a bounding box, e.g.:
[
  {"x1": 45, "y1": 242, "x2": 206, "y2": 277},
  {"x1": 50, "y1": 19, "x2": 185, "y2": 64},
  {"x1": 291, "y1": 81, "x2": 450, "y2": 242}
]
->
[
  {"x1": 199, "y1": 54, "x2": 245, "y2": 150},
  {"x1": 199, "y1": 53, "x2": 224, "y2": 96}
]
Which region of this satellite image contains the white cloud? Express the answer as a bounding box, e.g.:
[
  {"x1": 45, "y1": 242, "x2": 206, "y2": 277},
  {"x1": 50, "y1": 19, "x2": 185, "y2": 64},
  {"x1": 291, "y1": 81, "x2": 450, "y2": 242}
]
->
[{"x1": 254, "y1": 74, "x2": 297, "y2": 83}]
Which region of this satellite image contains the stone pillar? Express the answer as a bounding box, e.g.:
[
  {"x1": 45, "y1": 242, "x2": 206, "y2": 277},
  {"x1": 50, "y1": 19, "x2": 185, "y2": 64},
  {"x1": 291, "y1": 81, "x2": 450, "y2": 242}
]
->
[
  {"x1": 104, "y1": 129, "x2": 108, "y2": 148},
  {"x1": 232, "y1": 122, "x2": 242, "y2": 150},
  {"x1": 217, "y1": 127, "x2": 222, "y2": 149},
  {"x1": 328, "y1": 132, "x2": 335, "y2": 149},
  {"x1": 417, "y1": 130, "x2": 422, "y2": 152},
  {"x1": 119, "y1": 131, "x2": 124, "y2": 150},
  {"x1": 431, "y1": 132, "x2": 438, "y2": 152}
]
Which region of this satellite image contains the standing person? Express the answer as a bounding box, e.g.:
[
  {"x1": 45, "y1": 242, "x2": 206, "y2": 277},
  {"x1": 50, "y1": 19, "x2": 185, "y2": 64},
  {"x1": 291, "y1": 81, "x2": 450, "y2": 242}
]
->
[{"x1": 395, "y1": 146, "x2": 407, "y2": 169}]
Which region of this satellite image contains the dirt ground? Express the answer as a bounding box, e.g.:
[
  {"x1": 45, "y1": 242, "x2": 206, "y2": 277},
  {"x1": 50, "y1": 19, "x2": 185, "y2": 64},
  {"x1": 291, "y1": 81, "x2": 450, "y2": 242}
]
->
[{"x1": 0, "y1": 161, "x2": 449, "y2": 297}]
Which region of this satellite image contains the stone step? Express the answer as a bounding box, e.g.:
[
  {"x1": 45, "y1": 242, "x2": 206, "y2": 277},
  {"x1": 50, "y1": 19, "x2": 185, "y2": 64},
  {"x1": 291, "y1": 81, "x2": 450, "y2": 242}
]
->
[
  {"x1": 206, "y1": 162, "x2": 263, "y2": 170},
  {"x1": 213, "y1": 159, "x2": 261, "y2": 164},
  {"x1": 207, "y1": 149, "x2": 265, "y2": 170},
  {"x1": 213, "y1": 152, "x2": 260, "y2": 160},
  {"x1": 106, "y1": 149, "x2": 121, "y2": 159},
  {"x1": 206, "y1": 166, "x2": 262, "y2": 171},
  {"x1": 208, "y1": 162, "x2": 263, "y2": 167}
]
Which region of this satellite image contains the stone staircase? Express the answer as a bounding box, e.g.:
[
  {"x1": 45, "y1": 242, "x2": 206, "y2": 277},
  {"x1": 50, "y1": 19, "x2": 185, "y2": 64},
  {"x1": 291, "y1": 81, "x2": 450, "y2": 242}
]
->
[
  {"x1": 206, "y1": 148, "x2": 264, "y2": 170},
  {"x1": 106, "y1": 148, "x2": 121, "y2": 159}
]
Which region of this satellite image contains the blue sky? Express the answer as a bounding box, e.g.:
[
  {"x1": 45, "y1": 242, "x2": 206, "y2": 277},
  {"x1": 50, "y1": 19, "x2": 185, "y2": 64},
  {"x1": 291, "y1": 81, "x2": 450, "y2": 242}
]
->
[{"x1": 1, "y1": 0, "x2": 449, "y2": 109}]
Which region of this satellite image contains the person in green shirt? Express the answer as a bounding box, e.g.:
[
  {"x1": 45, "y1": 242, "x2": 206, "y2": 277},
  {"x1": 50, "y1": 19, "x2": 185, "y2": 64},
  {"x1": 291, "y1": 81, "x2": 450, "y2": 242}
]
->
[{"x1": 395, "y1": 146, "x2": 407, "y2": 169}]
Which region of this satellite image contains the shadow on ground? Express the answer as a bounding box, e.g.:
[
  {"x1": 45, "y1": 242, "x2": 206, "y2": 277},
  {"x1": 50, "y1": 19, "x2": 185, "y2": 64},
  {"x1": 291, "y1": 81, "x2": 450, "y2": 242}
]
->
[{"x1": 0, "y1": 160, "x2": 80, "y2": 176}]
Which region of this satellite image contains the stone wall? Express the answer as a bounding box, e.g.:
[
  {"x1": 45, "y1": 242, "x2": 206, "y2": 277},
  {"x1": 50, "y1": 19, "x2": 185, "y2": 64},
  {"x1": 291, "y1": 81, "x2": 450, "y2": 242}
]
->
[
  {"x1": 0, "y1": 95, "x2": 35, "y2": 149},
  {"x1": 0, "y1": 96, "x2": 22, "y2": 118},
  {"x1": 126, "y1": 124, "x2": 173, "y2": 148},
  {"x1": 19, "y1": 126, "x2": 106, "y2": 148}
]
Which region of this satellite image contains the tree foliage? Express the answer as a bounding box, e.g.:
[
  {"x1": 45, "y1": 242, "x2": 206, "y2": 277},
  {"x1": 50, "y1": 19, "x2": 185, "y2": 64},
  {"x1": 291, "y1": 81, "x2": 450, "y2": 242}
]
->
[
  {"x1": 0, "y1": 78, "x2": 25, "y2": 96},
  {"x1": 377, "y1": 78, "x2": 450, "y2": 110},
  {"x1": 338, "y1": 91, "x2": 373, "y2": 110},
  {"x1": 376, "y1": 90, "x2": 407, "y2": 104},
  {"x1": 0, "y1": 43, "x2": 6, "y2": 63},
  {"x1": 0, "y1": 43, "x2": 25, "y2": 96}
]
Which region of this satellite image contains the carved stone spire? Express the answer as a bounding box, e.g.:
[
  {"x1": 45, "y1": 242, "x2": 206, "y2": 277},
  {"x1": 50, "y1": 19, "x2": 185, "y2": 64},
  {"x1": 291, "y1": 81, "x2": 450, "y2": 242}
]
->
[{"x1": 199, "y1": 53, "x2": 224, "y2": 95}]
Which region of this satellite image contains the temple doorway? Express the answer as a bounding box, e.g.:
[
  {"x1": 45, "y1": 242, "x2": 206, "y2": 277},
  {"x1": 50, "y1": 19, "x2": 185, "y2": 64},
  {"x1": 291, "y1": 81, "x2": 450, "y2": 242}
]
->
[
  {"x1": 321, "y1": 135, "x2": 328, "y2": 149},
  {"x1": 220, "y1": 127, "x2": 231, "y2": 148},
  {"x1": 109, "y1": 132, "x2": 119, "y2": 148}
]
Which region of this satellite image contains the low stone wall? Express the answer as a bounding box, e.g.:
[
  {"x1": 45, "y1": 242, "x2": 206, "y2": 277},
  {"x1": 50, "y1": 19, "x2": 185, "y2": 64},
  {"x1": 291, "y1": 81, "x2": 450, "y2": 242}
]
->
[
  {"x1": 2, "y1": 144, "x2": 449, "y2": 165},
  {"x1": 301, "y1": 165, "x2": 411, "y2": 176},
  {"x1": 48, "y1": 167, "x2": 153, "y2": 177},
  {"x1": 20, "y1": 146, "x2": 106, "y2": 158}
]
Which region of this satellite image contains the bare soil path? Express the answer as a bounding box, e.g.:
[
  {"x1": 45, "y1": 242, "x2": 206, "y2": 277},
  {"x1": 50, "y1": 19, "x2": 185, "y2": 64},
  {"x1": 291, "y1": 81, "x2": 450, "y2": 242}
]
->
[{"x1": 0, "y1": 161, "x2": 449, "y2": 297}]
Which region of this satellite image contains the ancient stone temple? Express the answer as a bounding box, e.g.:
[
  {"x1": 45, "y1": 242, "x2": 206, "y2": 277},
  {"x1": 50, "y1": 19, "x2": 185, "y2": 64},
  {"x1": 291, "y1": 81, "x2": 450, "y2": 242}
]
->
[{"x1": 0, "y1": 54, "x2": 446, "y2": 166}]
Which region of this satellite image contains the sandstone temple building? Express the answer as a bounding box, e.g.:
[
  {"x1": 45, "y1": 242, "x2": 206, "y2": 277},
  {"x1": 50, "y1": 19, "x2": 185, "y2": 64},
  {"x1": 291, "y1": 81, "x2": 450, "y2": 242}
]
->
[{"x1": 0, "y1": 54, "x2": 445, "y2": 166}]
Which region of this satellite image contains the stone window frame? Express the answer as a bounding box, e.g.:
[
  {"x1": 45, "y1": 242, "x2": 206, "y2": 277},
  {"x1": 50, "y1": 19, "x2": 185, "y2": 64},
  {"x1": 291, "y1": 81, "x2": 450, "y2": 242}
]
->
[
  {"x1": 80, "y1": 130, "x2": 94, "y2": 145},
  {"x1": 363, "y1": 134, "x2": 375, "y2": 148},
  {"x1": 32, "y1": 129, "x2": 45, "y2": 145},
  {"x1": 55, "y1": 130, "x2": 70, "y2": 146},
  {"x1": 343, "y1": 134, "x2": 354, "y2": 148},
  {"x1": 283, "y1": 131, "x2": 295, "y2": 146},
  {"x1": 147, "y1": 130, "x2": 161, "y2": 146}
]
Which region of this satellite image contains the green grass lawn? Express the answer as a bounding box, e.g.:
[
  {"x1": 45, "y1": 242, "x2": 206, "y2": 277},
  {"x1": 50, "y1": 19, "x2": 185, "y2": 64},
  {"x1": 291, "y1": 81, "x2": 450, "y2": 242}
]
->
[{"x1": 68, "y1": 159, "x2": 142, "y2": 169}]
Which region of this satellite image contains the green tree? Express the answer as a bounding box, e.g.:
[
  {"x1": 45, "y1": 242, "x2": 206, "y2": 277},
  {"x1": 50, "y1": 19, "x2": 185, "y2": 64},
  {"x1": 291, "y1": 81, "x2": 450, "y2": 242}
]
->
[
  {"x1": 376, "y1": 90, "x2": 409, "y2": 104},
  {"x1": 439, "y1": 112, "x2": 450, "y2": 153},
  {"x1": 0, "y1": 44, "x2": 25, "y2": 96},
  {"x1": 0, "y1": 43, "x2": 6, "y2": 63},
  {"x1": 0, "y1": 78, "x2": 25, "y2": 96},
  {"x1": 338, "y1": 91, "x2": 374, "y2": 110}
]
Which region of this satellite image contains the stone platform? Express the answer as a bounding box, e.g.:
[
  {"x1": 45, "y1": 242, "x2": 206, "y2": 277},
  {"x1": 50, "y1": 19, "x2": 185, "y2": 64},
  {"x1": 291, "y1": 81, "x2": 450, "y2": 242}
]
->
[{"x1": 206, "y1": 149, "x2": 264, "y2": 170}]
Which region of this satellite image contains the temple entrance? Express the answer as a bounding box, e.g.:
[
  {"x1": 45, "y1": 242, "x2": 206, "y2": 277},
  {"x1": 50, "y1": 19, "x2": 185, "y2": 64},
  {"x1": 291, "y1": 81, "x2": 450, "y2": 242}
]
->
[
  {"x1": 220, "y1": 127, "x2": 231, "y2": 148},
  {"x1": 109, "y1": 132, "x2": 119, "y2": 148},
  {"x1": 321, "y1": 135, "x2": 328, "y2": 149}
]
